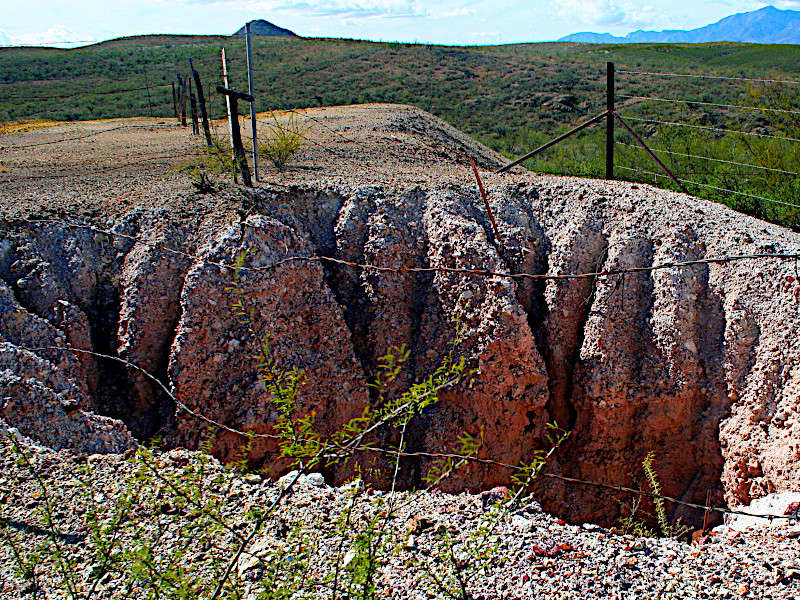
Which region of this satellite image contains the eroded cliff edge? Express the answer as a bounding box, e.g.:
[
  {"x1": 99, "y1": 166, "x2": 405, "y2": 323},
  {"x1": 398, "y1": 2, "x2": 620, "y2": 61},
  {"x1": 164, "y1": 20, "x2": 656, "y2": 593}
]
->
[{"x1": 1, "y1": 106, "x2": 799, "y2": 526}]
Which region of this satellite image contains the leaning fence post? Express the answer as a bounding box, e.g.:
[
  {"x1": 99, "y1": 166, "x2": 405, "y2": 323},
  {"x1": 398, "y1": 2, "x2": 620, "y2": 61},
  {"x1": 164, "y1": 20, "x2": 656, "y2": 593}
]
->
[
  {"x1": 189, "y1": 79, "x2": 199, "y2": 135},
  {"x1": 221, "y1": 48, "x2": 235, "y2": 151},
  {"x1": 216, "y1": 86, "x2": 254, "y2": 187},
  {"x1": 606, "y1": 61, "x2": 615, "y2": 180},
  {"x1": 190, "y1": 58, "x2": 213, "y2": 146}
]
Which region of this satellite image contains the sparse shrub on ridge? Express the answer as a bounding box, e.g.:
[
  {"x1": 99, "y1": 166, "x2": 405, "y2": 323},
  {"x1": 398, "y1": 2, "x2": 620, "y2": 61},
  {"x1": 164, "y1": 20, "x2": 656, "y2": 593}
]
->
[{"x1": 258, "y1": 112, "x2": 310, "y2": 171}]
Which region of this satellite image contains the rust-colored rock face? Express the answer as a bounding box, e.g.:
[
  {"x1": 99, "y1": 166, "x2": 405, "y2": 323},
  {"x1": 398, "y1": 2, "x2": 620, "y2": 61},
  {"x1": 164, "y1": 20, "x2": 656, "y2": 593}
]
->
[
  {"x1": 1, "y1": 107, "x2": 799, "y2": 525},
  {"x1": 167, "y1": 215, "x2": 370, "y2": 473}
]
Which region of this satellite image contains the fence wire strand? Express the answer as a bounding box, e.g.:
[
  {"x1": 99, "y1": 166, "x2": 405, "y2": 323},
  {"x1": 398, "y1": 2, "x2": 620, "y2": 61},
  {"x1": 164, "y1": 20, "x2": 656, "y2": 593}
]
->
[
  {"x1": 617, "y1": 165, "x2": 800, "y2": 209},
  {"x1": 15, "y1": 216, "x2": 800, "y2": 281},
  {"x1": 618, "y1": 69, "x2": 800, "y2": 86},
  {"x1": 619, "y1": 94, "x2": 800, "y2": 117},
  {"x1": 616, "y1": 141, "x2": 800, "y2": 177},
  {"x1": 618, "y1": 115, "x2": 800, "y2": 144},
  {"x1": 25, "y1": 343, "x2": 795, "y2": 524}
]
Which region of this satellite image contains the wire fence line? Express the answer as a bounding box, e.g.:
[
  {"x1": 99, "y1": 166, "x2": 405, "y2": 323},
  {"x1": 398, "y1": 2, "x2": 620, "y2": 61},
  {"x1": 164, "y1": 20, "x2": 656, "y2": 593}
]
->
[
  {"x1": 616, "y1": 141, "x2": 800, "y2": 177},
  {"x1": 619, "y1": 115, "x2": 800, "y2": 144},
  {"x1": 618, "y1": 69, "x2": 800, "y2": 86},
  {"x1": 24, "y1": 343, "x2": 796, "y2": 524},
  {"x1": 2, "y1": 150, "x2": 206, "y2": 181},
  {"x1": 619, "y1": 94, "x2": 800, "y2": 117},
  {"x1": 617, "y1": 165, "x2": 800, "y2": 210},
  {"x1": 612, "y1": 68, "x2": 800, "y2": 224},
  {"x1": 1, "y1": 123, "x2": 178, "y2": 150},
  {"x1": 14, "y1": 216, "x2": 800, "y2": 282},
  {"x1": 1, "y1": 83, "x2": 173, "y2": 102}
]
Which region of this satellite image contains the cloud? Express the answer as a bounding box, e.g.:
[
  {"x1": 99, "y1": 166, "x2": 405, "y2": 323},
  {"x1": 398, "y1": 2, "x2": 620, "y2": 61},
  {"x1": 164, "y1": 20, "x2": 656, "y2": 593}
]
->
[
  {"x1": 180, "y1": 0, "x2": 427, "y2": 19},
  {"x1": 275, "y1": 1, "x2": 426, "y2": 18},
  {"x1": 551, "y1": 0, "x2": 674, "y2": 29},
  {"x1": 0, "y1": 25, "x2": 94, "y2": 47},
  {"x1": 552, "y1": 0, "x2": 627, "y2": 26}
]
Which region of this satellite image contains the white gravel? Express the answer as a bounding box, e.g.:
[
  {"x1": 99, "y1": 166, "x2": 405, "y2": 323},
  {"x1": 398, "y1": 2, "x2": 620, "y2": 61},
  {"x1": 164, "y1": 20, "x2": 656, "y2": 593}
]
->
[{"x1": 2, "y1": 440, "x2": 798, "y2": 599}]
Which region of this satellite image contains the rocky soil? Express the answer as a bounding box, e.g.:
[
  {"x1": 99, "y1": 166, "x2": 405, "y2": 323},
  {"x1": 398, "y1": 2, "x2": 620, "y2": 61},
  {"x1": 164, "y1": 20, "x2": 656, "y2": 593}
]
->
[
  {"x1": 1, "y1": 103, "x2": 800, "y2": 571},
  {"x1": 1, "y1": 440, "x2": 798, "y2": 599}
]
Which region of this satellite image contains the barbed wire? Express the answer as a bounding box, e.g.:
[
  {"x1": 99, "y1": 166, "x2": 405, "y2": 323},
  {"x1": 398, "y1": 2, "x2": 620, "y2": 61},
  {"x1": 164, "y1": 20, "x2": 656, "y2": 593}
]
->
[
  {"x1": 618, "y1": 69, "x2": 800, "y2": 86},
  {"x1": 619, "y1": 94, "x2": 800, "y2": 117},
  {"x1": 618, "y1": 115, "x2": 800, "y2": 145},
  {"x1": 19, "y1": 343, "x2": 796, "y2": 523},
  {"x1": 15, "y1": 216, "x2": 800, "y2": 282},
  {"x1": 616, "y1": 141, "x2": 800, "y2": 177},
  {"x1": 617, "y1": 165, "x2": 800, "y2": 210},
  {"x1": 281, "y1": 108, "x2": 361, "y2": 146}
]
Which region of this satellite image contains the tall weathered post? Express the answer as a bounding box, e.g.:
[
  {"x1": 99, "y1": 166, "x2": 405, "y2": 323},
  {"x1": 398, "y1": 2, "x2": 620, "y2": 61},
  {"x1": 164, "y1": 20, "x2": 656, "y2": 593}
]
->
[
  {"x1": 189, "y1": 79, "x2": 199, "y2": 135},
  {"x1": 177, "y1": 74, "x2": 188, "y2": 127},
  {"x1": 216, "y1": 86, "x2": 254, "y2": 187},
  {"x1": 606, "y1": 61, "x2": 615, "y2": 180},
  {"x1": 171, "y1": 81, "x2": 178, "y2": 121},
  {"x1": 190, "y1": 58, "x2": 213, "y2": 146},
  {"x1": 245, "y1": 22, "x2": 259, "y2": 182},
  {"x1": 220, "y1": 48, "x2": 235, "y2": 150}
]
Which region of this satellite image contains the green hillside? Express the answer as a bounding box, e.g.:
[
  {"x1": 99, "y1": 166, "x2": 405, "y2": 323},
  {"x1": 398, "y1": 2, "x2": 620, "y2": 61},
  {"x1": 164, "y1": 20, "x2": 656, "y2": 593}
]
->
[{"x1": 2, "y1": 36, "x2": 800, "y2": 228}]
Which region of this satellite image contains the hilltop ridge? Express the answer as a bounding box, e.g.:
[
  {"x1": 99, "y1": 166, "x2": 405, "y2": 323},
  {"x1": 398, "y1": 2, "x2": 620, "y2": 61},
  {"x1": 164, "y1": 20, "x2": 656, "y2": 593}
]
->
[{"x1": 233, "y1": 19, "x2": 298, "y2": 37}]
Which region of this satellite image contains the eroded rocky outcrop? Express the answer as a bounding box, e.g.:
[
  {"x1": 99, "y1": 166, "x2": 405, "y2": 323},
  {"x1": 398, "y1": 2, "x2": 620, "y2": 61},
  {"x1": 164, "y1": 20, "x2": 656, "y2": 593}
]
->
[{"x1": 2, "y1": 166, "x2": 800, "y2": 526}]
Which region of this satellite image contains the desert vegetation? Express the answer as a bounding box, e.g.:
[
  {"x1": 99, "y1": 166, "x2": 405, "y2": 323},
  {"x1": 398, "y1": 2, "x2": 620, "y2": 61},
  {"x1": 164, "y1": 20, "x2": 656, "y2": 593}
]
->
[{"x1": 3, "y1": 37, "x2": 800, "y2": 227}]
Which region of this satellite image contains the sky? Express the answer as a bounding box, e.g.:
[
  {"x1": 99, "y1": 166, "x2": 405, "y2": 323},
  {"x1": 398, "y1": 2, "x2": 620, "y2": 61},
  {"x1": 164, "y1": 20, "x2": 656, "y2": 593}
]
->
[{"x1": 1, "y1": 1, "x2": 800, "y2": 47}]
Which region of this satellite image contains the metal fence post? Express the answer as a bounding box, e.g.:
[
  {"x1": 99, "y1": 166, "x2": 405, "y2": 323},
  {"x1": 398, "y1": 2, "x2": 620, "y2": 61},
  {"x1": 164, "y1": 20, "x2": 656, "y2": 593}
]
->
[
  {"x1": 606, "y1": 61, "x2": 615, "y2": 180},
  {"x1": 245, "y1": 22, "x2": 259, "y2": 182}
]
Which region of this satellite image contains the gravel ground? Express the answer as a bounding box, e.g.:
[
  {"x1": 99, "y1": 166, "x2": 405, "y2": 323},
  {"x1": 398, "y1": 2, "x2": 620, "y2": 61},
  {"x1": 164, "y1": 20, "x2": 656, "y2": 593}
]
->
[
  {"x1": 0, "y1": 104, "x2": 506, "y2": 223},
  {"x1": 1, "y1": 437, "x2": 798, "y2": 599},
  {"x1": 3, "y1": 106, "x2": 800, "y2": 599}
]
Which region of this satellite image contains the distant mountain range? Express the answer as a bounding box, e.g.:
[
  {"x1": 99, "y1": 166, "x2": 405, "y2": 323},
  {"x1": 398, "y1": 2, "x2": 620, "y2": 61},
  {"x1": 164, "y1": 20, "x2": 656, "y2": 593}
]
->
[
  {"x1": 234, "y1": 20, "x2": 298, "y2": 37},
  {"x1": 559, "y1": 6, "x2": 800, "y2": 44}
]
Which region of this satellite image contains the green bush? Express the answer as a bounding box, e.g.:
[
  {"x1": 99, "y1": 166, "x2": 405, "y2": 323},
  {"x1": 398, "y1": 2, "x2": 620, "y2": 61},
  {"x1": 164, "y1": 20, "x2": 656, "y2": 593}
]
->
[{"x1": 257, "y1": 112, "x2": 310, "y2": 171}]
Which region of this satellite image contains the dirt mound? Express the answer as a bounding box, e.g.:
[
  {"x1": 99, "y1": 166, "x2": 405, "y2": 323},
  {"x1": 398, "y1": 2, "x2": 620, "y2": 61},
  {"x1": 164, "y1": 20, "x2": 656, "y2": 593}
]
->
[{"x1": 1, "y1": 105, "x2": 799, "y2": 526}]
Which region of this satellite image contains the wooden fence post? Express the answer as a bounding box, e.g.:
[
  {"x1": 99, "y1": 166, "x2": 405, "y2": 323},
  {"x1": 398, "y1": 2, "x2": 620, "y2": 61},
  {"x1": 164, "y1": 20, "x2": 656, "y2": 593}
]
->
[
  {"x1": 178, "y1": 74, "x2": 187, "y2": 127},
  {"x1": 606, "y1": 61, "x2": 615, "y2": 180},
  {"x1": 190, "y1": 58, "x2": 213, "y2": 146},
  {"x1": 145, "y1": 76, "x2": 154, "y2": 117},
  {"x1": 221, "y1": 48, "x2": 235, "y2": 151},
  {"x1": 189, "y1": 79, "x2": 199, "y2": 135},
  {"x1": 171, "y1": 82, "x2": 178, "y2": 121},
  {"x1": 216, "y1": 86, "x2": 254, "y2": 187}
]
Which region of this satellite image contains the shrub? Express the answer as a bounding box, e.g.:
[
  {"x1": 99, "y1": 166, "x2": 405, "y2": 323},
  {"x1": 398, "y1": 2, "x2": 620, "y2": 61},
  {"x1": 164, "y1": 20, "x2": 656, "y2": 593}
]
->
[
  {"x1": 1, "y1": 257, "x2": 568, "y2": 599},
  {"x1": 171, "y1": 133, "x2": 240, "y2": 192},
  {"x1": 258, "y1": 111, "x2": 311, "y2": 171}
]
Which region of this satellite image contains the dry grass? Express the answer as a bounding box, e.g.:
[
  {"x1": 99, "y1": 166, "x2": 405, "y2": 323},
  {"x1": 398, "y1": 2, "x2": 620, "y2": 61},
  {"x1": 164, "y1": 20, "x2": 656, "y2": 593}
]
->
[{"x1": 0, "y1": 119, "x2": 61, "y2": 135}]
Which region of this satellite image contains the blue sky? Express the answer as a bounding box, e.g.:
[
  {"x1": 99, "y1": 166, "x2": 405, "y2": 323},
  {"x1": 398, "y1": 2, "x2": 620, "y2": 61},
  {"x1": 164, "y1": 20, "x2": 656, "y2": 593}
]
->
[{"x1": 1, "y1": 1, "x2": 799, "y2": 47}]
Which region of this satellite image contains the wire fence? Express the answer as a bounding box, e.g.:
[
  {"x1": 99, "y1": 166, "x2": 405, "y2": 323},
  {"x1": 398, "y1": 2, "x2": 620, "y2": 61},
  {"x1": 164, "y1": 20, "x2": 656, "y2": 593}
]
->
[
  {"x1": 605, "y1": 66, "x2": 800, "y2": 229},
  {"x1": 4, "y1": 55, "x2": 800, "y2": 528},
  {"x1": 6, "y1": 213, "x2": 800, "y2": 526}
]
